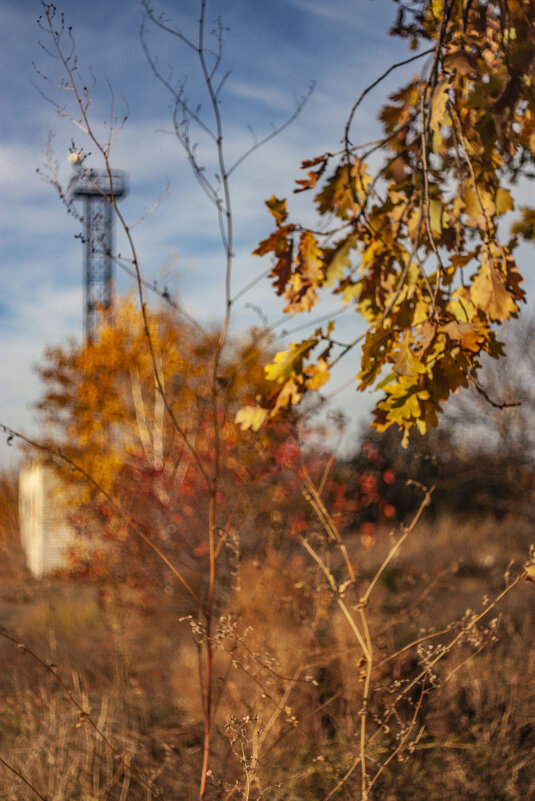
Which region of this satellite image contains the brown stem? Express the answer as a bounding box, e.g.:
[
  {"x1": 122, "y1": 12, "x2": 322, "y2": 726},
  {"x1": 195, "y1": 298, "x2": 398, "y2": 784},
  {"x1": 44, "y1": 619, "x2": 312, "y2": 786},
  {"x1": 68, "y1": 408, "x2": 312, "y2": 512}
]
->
[
  {"x1": 199, "y1": 492, "x2": 216, "y2": 801},
  {"x1": 0, "y1": 755, "x2": 49, "y2": 801}
]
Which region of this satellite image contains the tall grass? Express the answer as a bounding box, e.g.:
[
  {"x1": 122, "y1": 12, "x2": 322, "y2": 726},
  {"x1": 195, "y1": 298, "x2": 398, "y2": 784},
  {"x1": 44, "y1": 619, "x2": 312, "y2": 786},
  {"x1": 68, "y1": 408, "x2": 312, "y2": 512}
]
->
[{"x1": 1, "y1": 511, "x2": 533, "y2": 799}]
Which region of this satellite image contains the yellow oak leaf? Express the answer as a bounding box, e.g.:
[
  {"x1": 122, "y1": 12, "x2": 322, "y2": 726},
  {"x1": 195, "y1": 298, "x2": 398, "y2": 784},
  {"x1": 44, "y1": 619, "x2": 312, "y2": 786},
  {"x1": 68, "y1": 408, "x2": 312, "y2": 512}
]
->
[
  {"x1": 442, "y1": 320, "x2": 485, "y2": 351},
  {"x1": 429, "y1": 80, "x2": 451, "y2": 132},
  {"x1": 429, "y1": 199, "x2": 448, "y2": 238},
  {"x1": 495, "y1": 188, "x2": 514, "y2": 215},
  {"x1": 462, "y1": 188, "x2": 496, "y2": 228},
  {"x1": 235, "y1": 406, "x2": 269, "y2": 432},
  {"x1": 392, "y1": 341, "x2": 427, "y2": 377},
  {"x1": 272, "y1": 377, "x2": 304, "y2": 412},
  {"x1": 305, "y1": 359, "x2": 330, "y2": 390},
  {"x1": 297, "y1": 231, "x2": 324, "y2": 284},
  {"x1": 265, "y1": 196, "x2": 288, "y2": 225},
  {"x1": 470, "y1": 258, "x2": 518, "y2": 321},
  {"x1": 264, "y1": 340, "x2": 317, "y2": 383}
]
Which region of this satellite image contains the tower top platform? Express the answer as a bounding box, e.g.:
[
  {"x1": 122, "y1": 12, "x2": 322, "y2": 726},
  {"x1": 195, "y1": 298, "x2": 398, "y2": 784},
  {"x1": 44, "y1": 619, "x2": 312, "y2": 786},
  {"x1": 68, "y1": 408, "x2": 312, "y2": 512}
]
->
[{"x1": 70, "y1": 168, "x2": 127, "y2": 199}]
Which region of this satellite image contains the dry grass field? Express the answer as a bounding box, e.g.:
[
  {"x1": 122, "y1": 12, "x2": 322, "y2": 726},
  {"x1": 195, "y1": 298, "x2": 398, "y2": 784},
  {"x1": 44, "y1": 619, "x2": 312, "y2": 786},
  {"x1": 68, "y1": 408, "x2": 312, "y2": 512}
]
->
[{"x1": 1, "y1": 464, "x2": 534, "y2": 801}]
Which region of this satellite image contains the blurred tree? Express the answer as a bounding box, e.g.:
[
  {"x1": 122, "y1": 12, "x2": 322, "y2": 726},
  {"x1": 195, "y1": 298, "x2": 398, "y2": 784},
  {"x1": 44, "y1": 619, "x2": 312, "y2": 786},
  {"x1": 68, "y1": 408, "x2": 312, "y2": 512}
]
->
[
  {"x1": 446, "y1": 314, "x2": 535, "y2": 460},
  {"x1": 32, "y1": 296, "x2": 283, "y2": 594}
]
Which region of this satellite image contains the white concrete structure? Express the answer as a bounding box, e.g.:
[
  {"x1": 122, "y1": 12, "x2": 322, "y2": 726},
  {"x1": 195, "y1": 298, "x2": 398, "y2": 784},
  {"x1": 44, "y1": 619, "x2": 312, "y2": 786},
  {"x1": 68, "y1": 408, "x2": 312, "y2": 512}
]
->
[{"x1": 19, "y1": 462, "x2": 77, "y2": 578}]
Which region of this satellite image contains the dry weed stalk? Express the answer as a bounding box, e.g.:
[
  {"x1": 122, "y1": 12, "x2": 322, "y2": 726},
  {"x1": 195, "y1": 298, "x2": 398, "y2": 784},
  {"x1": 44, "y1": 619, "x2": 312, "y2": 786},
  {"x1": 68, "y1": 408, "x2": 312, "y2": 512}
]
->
[{"x1": 296, "y1": 468, "x2": 530, "y2": 801}]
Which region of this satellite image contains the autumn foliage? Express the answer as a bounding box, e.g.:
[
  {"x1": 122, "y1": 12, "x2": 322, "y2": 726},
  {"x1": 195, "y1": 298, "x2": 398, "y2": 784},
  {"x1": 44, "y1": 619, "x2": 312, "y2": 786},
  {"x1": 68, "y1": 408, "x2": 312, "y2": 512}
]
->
[{"x1": 238, "y1": 0, "x2": 535, "y2": 444}]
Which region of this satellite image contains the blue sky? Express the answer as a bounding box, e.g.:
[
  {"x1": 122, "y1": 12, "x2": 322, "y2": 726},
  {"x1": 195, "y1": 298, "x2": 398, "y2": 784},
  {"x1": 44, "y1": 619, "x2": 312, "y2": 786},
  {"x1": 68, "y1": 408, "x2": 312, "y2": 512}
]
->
[{"x1": 2, "y1": 0, "x2": 532, "y2": 467}]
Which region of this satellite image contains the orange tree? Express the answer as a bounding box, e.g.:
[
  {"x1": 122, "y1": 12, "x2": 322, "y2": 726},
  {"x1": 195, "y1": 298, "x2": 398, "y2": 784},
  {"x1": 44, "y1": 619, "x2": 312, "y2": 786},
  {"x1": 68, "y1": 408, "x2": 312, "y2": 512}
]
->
[
  {"x1": 238, "y1": 0, "x2": 535, "y2": 444},
  {"x1": 33, "y1": 294, "x2": 283, "y2": 595}
]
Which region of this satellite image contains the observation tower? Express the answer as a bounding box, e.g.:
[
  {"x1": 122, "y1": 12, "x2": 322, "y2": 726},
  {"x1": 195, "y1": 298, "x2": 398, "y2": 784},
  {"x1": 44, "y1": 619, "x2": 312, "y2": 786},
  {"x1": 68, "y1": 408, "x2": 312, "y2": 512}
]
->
[{"x1": 70, "y1": 165, "x2": 128, "y2": 341}]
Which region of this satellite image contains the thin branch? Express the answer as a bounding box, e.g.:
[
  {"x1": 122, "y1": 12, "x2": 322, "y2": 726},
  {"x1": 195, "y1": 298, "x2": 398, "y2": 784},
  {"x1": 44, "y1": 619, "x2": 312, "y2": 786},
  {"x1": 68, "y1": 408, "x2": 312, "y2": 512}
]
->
[
  {"x1": 214, "y1": 69, "x2": 231, "y2": 100},
  {"x1": 300, "y1": 465, "x2": 356, "y2": 581},
  {"x1": 116, "y1": 257, "x2": 206, "y2": 333},
  {"x1": 141, "y1": 1, "x2": 198, "y2": 52},
  {"x1": 140, "y1": 13, "x2": 217, "y2": 143},
  {"x1": 230, "y1": 265, "x2": 274, "y2": 304},
  {"x1": 0, "y1": 755, "x2": 49, "y2": 801},
  {"x1": 373, "y1": 571, "x2": 525, "y2": 735},
  {"x1": 226, "y1": 82, "x2": 315, "y2": 179},
  {"x1": 300, "y1": 538, "x2": 369, "y2": 658},
  {"x1": 362, "y1": 483, "x2": 433, "y2": 605},
  {"x1": 470, "y1": 376, "x2": 521, "y2": 409},
  {"x1": 344, "y1": 47, "x2": 434, "y2": 150}
]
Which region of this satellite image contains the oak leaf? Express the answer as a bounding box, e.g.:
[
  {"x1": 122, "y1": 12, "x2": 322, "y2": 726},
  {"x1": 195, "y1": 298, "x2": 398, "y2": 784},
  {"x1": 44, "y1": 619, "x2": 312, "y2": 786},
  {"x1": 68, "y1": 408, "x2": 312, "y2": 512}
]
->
[
  {"x1": 470, "y1": 256, "x2": 519, "y2": 321},
  {"x1": 304, "y1": 359, "x2": 330, "y2": 390},
  {"x1": 392, "y1": 340, "x2": 427, "y2": 377},
  {"x1": 235, "y1": 406, "x2": 269, "y2": 432},
  {"x1": 265, "y1": 196, "x2": 288, "y2": 225},
  {"x1": 442, "y1": 320, "x2": 485, "y2": 352},
  {"x1": 297, "y1": 231, "x2": 324, "y2": 284},
  {"x1": 429, "y1": 80, "x2": 451, "y2": 132},
  {"x1": 264, "y1": 339, "x2": 317, "y2": 384}
]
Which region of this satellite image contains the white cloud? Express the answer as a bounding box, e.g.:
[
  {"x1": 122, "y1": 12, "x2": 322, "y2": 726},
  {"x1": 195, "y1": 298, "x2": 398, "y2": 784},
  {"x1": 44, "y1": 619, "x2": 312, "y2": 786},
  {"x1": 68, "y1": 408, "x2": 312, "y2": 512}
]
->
[{"x1": 287, "y1": 0, "x2": 387, "y2": 34}]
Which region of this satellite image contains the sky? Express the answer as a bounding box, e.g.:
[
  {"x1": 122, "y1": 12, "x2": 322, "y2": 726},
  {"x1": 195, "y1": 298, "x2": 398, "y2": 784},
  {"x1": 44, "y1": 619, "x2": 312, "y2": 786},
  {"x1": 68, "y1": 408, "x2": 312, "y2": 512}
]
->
[{"x1": 2, "y1": 0, "x2": 532, "y2": 469}]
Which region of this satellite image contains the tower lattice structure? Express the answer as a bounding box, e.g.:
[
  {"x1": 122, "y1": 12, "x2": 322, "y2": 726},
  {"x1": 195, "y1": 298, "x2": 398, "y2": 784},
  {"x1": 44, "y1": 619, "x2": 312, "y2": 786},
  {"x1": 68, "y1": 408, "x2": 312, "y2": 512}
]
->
[{"x1": 70, "y1": 168, "x2": 127, "y2": 341}]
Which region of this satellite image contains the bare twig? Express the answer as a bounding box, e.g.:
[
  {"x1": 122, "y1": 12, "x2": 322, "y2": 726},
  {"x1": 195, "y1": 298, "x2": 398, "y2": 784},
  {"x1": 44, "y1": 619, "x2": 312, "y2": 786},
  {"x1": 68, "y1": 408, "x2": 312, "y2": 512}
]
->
[{"x1": 0, "y1": 755, "x2": 50, "y2": 801}]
